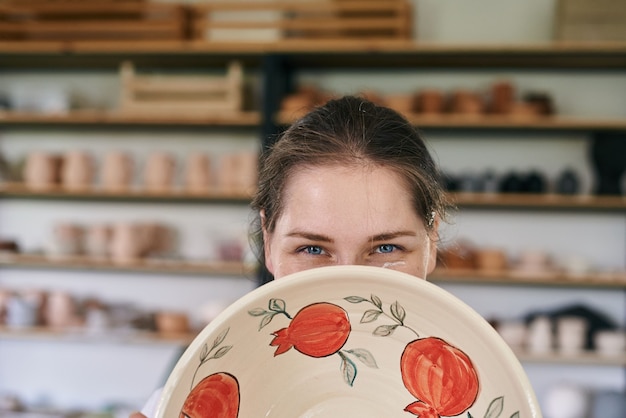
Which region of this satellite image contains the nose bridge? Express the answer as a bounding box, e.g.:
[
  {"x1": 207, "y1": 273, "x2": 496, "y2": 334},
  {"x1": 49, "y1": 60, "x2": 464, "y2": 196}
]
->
[{"x1": 335, "y1": 251, "x2": 362, "y2": 267}]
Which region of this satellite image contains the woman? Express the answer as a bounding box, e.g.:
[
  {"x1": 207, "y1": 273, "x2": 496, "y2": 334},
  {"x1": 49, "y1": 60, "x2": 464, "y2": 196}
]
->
[{"x1": 132, "y1": 95, "x2": 447, "y2": 417}]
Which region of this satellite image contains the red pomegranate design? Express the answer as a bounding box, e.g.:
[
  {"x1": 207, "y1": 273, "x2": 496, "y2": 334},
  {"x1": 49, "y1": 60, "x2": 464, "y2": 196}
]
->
[
  {"x1": 271, "y1": 302, "x2": 351, "y2": 357},
  {"x1": 400, "y1": 337, "x2": 479, "y2": 417},
  {"x1": 179, "y1": 372, "x2": 240, "y2": 418}
]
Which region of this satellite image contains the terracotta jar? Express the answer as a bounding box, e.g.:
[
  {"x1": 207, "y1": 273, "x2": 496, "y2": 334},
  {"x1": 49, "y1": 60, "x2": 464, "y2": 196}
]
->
[
  {"x1": 23, "y1": 152, "x2": 60, "y2": 190},
  {"x1": 85, "y1": 224, "x2": 112, "y2": 259},
  {"x1": 184, "y1": 153, "x2": 212, "y2": 193},
  {"x1": 102, "y1": 151, "x2": 134, "y2": 191},
  {"x1": 49, "y1": 222, "x2": 84, "y2": 258},
  {"x1": 61, "y1": 151, "x2": 94, "y2": 190},
  {"x1": 490, "y1": 81, "x2": 516, "y2": 114},
  {"x1": 143, "y1": 152, "x2": 176, "y2": 192},
  {"x1": 109, "y1": 223, "x2": 143, "y2": 264},
  {"x1": 449, "y1": 90, "x2": 484, "y2": 115},
  {"x1": 416, "y1": 89, "x2": 445, "y2": 114},
  {"x1": 45, "y1": 291, "x2": 77, "y2": 328}
]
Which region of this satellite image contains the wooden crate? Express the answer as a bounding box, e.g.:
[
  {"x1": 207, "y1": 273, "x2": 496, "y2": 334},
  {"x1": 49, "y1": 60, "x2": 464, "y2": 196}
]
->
[
  {"x1": 555, "y1": 0, "x2": 626, "y2": 41},
  {"x1": 189, "y1": 0, "x2": 412, "y2": 42},
  {"x1": 0, "y1": 0, "x2": 186, "y2": 41},
  {"x1": 119, "y1": 60, "x2": 244, "y2": 117}
]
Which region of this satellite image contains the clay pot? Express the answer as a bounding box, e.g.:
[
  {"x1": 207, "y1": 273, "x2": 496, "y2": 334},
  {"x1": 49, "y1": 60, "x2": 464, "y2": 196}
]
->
[
  {"x1": 85, "y1": 224, "x2": 112, "y2": 259},
  {"x1": 109, "y1": 223, "x2": 143, "y2": 264},
  {"x1": 156, "y1": 311, "x2": 190, "y2": 334},
  {"x1": 184, "y1": 153, "x2": 212, "y2": 193},
  {"x1": 384, "y1": 93, "x2": 416, "y2": 115},
  {"x1": 144, "y1": 152, "x2": 176, "y2": 192},
  {"x1": 102, "y1": 151, "x2": 134, "y2": 191},
  {"x1": 449, "y1": 90, "x2": 484, "y2": 115},
  {"x1": 490, "y1": 81, "x2": 516, "y2": 114},
  {"x1": 556, "y1": 316, "x2": 588, "y2": 354},
  {"x1": 23, "y1": 152, "x2": 60, "y2": 190},
  {"x1": 217, "y1": 152, "x2": 258, "y2": 195},
  {"x1": 416, "y1": 89, "x2": 445, "y2": 114},
  {"x1": 476, "y1": 248, "x2": 508, "y2": 271},
  {"x1": 45, "y1": 291, "x2": 77, "y2": 328},
  {"x1": 49, "y1": 222, "x2": 84, "y2": 258},
  {"x1": 137, "y1": 222, "x2": 173, "y2": 257},
  {"x1": 61, "y1": 151, "x2": 94, "y2": 190}
]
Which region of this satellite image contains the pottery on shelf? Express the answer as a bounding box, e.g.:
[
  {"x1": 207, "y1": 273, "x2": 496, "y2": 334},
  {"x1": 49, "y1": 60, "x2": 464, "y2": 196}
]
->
[
  {"x1": 415, "y1": 89, "x2": 445, "y2": 114},
  {"x1": 61, "y1": 150, "x2": 94, "y2": 190},
  {"x1": 48, "y1": 222, "x2": 84, "y2": 258},
  {"x1": 109, "y1": 223, "x2": 144, "y2": 264},
  {"x1": 490, "y1": 81, "x2": 516, "y2": 114},
  {"x1": 102, "y1": 151, "x2": 134, "y2": 191},
  {"x1": 184, "y1": 153, "x2": 212, "y2": 193},
  {"x1": 144, "y1": 151, "x2": 176, "y2": 192},
  {"x1": 85, "y1": 224, "x2": 112, "y2": 259},
  {"x1": 23, "y1": 152, "x2": 60, "y2": 190}
]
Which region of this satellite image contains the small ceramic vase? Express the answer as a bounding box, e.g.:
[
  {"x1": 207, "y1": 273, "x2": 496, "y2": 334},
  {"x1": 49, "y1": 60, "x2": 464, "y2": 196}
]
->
[
  {"x1": 594, "y1": 330, "x2": 626, "y2": 356},
  {"x1": 184, "y1": 153, "x2": 212, "y2": 193},
  {"x1": 497, "y1": 321, "x2": 527, "y2": 350},
  {"x1": 102, "y1": 151, "x2": 134, "y2": 191},
  {"x1": 61, "y1": 150, "x2": 94, "y2": 190},
  {"x1": 45, "y1": 291, "x2": 77, "y2": 328},
  {"x1": 49, "y1": 222, "x2": 84, "y2": 258},
  {"x1": 85, "y1": 224, "x2": 112, "y2": 259},
  {"x1": 449, "y1": 90, "x2": 484, "y2": 115},
  {"x1": 156, "y1": 311, "x2": 190, "y2": 334},
  {"x1": 144, "y1": 152, "x2": 176, "y2": 192},
  {"x1": 476, "y1": 248, "x2": 508, "y2": 271},
  {"x1": 490, "y1": 81, "x2": 516, "y2": 114},
  {"x1": 556, "y1": 316, "x2": 588, "y2": 354},
  {"x1": 527, "y1": 315, "x2": 554, "y2": 354},
  {"x1": 6, "y1": 293, "x2": 38, "y2": 328},
  {"x1": 23, "y1": 152, "x2": 60, "y2": 190},
  {"x1": 416, "y1": 89, "x2": 445, "y2": 114},
  {"x1": 109, "y1": 223, "x2": 143, "y2": 264}
]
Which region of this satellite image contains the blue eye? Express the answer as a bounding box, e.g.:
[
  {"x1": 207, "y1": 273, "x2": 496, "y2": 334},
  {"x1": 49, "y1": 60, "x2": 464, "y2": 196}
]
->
[
  {"x1": 302, "y1": 246, "x2": 324, "y2": 255},
  {"x1": 376, "y1": 244, "x2": 396, "y2": 254}
]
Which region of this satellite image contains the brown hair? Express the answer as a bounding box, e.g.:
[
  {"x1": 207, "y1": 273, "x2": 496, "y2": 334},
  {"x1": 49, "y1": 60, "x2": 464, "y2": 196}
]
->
[{"x1": 251, "y1": 95, "x2": 447, "y2": 278}]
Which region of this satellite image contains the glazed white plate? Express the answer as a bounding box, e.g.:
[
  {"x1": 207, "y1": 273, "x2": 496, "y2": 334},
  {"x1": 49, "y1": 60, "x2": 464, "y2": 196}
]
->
[{"x1": 156, "y1": 265, "x2": 542, "y2": 418}]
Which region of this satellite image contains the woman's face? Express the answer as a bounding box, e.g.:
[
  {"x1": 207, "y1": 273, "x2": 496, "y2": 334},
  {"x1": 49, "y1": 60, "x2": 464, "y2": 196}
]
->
[{"x1": 263, "y1": 164, "x2": 437, "y2": 280}]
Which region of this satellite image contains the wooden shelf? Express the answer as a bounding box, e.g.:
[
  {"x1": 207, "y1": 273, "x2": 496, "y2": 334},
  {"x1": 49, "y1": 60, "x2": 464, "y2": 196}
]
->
[
  {"x1": 0, "y1": 325, "x2": 195, "y2": 346},
  {"x1": 0, "y1": 110, "x2": 262, "y2": 127},
  {"x1": 0, "y1": 253, "x2": 257, "y2": 277},
  {"x1": 430, "y1": 267, "x2": 626, "y2": 288},
  {"x1": 448, "y1": 192, "x2": 626, "y2": 211},
  {"x1": 0, "y1": 182, "x2": 252, "y2": 203},
  {"x1": 0, "y1": 40, "x2": 625, "y2": 69},
  {"x1": 514, "y1": 349, "x2": 626, "y2": 367},
  {"x1": 277, "y1": 112, "x2": 626, "y2": 132}
]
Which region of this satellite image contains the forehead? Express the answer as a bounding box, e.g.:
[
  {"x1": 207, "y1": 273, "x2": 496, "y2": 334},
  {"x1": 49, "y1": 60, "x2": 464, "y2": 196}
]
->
[{"x1": 277, "y1": 164, "x2": 421, "y2": 234}]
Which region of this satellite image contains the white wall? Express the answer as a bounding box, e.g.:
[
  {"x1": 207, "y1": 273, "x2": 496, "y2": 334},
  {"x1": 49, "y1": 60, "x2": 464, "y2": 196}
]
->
[{"x1": 0, "y1": 0, "x2": 624, "y2": 414}]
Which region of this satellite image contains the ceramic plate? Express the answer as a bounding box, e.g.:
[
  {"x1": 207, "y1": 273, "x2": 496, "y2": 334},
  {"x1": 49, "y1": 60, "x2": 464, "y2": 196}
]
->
[{"x1": 155, "y1": 265, "x2": 541, "y2": 418}]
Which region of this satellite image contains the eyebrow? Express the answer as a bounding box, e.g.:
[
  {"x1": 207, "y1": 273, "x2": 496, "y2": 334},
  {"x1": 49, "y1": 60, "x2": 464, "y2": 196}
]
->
[{"x1": 285, "y1": 230, "x2": 417, "y2": 243}]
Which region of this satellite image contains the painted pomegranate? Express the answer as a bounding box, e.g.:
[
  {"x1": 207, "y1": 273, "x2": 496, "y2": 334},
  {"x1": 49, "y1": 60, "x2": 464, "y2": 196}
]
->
[
  {"x1": 271, "y1": 302, "x2": 351, "y2": 357},
  {"x1": 400, "y1": 337, "x2": 479, "y2": 417},
  {"x1": 179, "y1": 372, "x2": 240, "y2": 418}
]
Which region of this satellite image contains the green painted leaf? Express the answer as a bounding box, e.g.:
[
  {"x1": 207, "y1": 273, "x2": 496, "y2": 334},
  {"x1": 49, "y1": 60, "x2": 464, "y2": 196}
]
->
[
  {"x1": 259, "y1": 312, "x2": 276, "y2": 330},
  {"x1": 269, "y1": 298, "x2": 286, "y2": 312},
  {"x1": 212, "y1": 345, "x2": 232, "y2": 359},
  {"x1": 344, "y1": 296, "x2": 368, "y2": 303},
  {"x1": 211, "y1": 328, "x2": 229, "y2": 350},
  {"x1": 200, "y1": 343, "x2": 209, "y2": 361},
  {"x1": 373, "y1": 324, "x2": 398, "y2": 337},
  {"x1": 248, "y1": 307, "x2": 268, "y2": 316},
  {"x1": 390, "y1": 301, "x2": 406, "y2": 323},
  {"x1": 345, "y1": 348, "x2": 378, "y2": 368},
  {"x1": 370, "y1": 294, "x2": 382, "y2": 309},
  {"x1": 510, "y1": 412, "x2": 520, "y2": 418},
  {"x1": 340, "y1": 353, "x2": 357, "y2": 386},
  {"x1": 484, "y1": 396, "x2": 504, "y2": 418},
  {"x1": 360, "y1": 309, "x2": 383, "y2": 323}
]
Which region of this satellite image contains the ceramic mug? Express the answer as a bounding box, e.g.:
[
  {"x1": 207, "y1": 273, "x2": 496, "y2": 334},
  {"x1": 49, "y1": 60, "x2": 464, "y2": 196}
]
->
[
  {"x1": 45, "y1": 291, "x2": 76, "y2": 328},
  {"x1": 85, "y1": 224, "x2": 112, "y2": 259},
  {"x1": 49, "y1": 222, "x2": 84, "y2": 258},
  {"x1": 23, "y1": 151, "x2": 59, "y2": 190},
  {"x1": 184, "y1": 153, "x2": 212, "y2": 193},
  {"x1": 109, "y1": 223, "x2": 143, "y2": 264},
  {"x1": 144, "y1": 151, "x2": 176, "y2": 192},
  {"x1": 61, "y1": 150, "x2": 94, "y2": 190},
  {"x1": 556, "y1": 316, "x2": 588, "y2": 354},
  {"x1": 102, "y1": 151, "x2": 134, "y2": 191}
]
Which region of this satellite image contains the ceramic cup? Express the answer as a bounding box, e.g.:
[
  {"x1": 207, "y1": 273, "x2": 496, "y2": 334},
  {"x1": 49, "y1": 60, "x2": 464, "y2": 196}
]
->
[
  {"x1": 85, "y1": 224, "x2": 112, "y2": 259},
  {"x1": 102, "y1": 151, "x2": 134, "y2": 191},
  {"x1": 61, "y1": 150, "x2": 94, "y2": 190},
  {"x1": 527, "y1": 315, "x2": 554, "y2": 354},
  {"x1": 109, "y1": 223, "x2": 143, "y2": 264},
  {"x1": 594, "y1": 330, "x2": 626, "y2": 356},
  {"x1": 497, "y1": 320, "x2": 527, "y2": 350},
  {"x1": 45, "y1": 291, "x2": 77, "y2": 328},
  {"x1": 556, "y1": 316, "x2": 588, "y2": 354},
  {"x1": 144, "y1": 152, "x2": 176, "y2": 192},
  {"x1": 48, "y1": 222, "x2": 84, "y2": 258},
  {"x1": 184, "y1": 153, "x2": 212, "y2": 193},
  {"x1": 23, "y1": 152, "x2": 60, "y2": 190}
]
